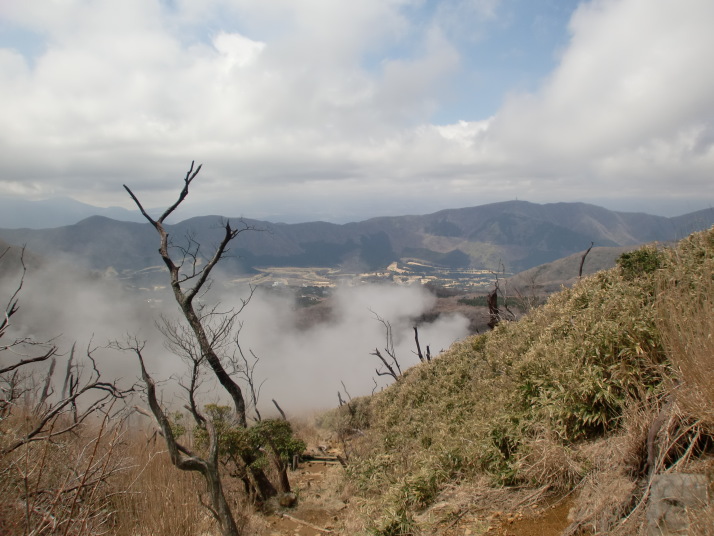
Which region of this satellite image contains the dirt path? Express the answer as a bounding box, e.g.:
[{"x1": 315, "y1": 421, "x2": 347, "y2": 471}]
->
[
  {"x1": 260, "y1": 443, "x2": 572, "y2": 536},
  {"x1": 433, "y1": 498, "x2": 574, "y2": 536},
  {"x1": 264, "y1": 458, "x2": 346, "y2": 536}
]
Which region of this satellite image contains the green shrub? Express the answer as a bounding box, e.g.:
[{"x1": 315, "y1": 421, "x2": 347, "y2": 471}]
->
[
  {"x1": 617, "y1": 246, "x2": 664, "y2": 279},
  {"x1": 195, "y1": 405, "x2": 305, "y2": 470}
]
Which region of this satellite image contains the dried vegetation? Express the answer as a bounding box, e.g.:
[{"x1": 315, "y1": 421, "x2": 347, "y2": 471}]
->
[
  {"x1": 2, "y1": 225, "x2": 713, "y2": 535},
  {"x1": 330, "y1": 227, "x2": 714, "y2": 535}
]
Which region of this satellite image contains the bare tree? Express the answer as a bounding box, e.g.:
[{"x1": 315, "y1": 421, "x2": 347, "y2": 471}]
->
[
  {"x1": 117, "y1": 337, "x2": 242, "y2": 536},
  {"x1": 368, "y1": 312, "x2": 438, "y2": 383},
  {"x1": 124, "y1": 163, "x2": 256, "y2": 428},
  {"x1": 1, "y1": 247, "x2": 126, "y2": 455},
  {"x1": 579, "y1": 241, "x2": 595, "y2": 279},
  {"x1": 337, "y1": 380, "x2": 355, "y2": 417},
  {"x1": 232, "y1": 334, "x2": 265, "y2": 423},
  {"x1": 369, "y1": 311, "x2": 402, "y2": 381},
  {"x1": 1, "y1": 246, "x2": 130, "y2": 534},
  {"x1": 123, "y1": 162, "x2": 287, "y2": 536}
]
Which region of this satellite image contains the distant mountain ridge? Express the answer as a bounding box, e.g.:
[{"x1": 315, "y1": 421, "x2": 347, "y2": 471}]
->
[
  {"x1": 0, "y1": 201, "x2": 711, "y2": 277},
  {"x1": 0, "y1": 197, "x2": 146, "y2": 228}
]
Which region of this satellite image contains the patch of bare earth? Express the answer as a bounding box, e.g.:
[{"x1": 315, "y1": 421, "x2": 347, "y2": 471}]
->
[
  {"x1": 260, "y1": 451, "x2": 575, "y2": 536},
  {"x1": 485, "y1": 499, "x2": 573, "y2": 536},
  {"x1": 262, "y1": 446, "x2": 348, "y2": 536},
  {"x1": 416, "y1": 483, "x2": 575, "y2": 536}
]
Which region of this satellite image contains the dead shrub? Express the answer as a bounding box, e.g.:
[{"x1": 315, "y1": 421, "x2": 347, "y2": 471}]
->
[
  {"x1": 656, "y1": 256, "x2": 714, "y2": 430},
  {"x1": 108, "y1": 430, "x2": 256, "y2": 536},
  {"x1": 0, "y1": 413, "x2": 126, "y2": 536},
  {"x1": 516, "y1": 428, "x2": 586, "y2": 492},
  {"x1": 565, "y1": 467, "x2": 638, "y2": 536}
]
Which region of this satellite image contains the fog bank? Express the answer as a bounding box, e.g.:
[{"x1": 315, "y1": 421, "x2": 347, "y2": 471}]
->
[
  {"x1": 240, "y1": 284, "x2": 470, "y2": 414},
  {"x1": 1, "y1": 256, "x2": 469, "y2": 416}
]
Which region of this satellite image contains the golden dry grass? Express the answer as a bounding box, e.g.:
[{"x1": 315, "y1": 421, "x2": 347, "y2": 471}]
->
[
  {"x1": 334, "y1": 227, "x2": 714, "y2": 535},
  {"x1": 0, "y1": 418, "x2": 261, "y2": 536},
  {"x1": 656, "y1": 253, "x2": 714, "y2": 429},
  {"x1": 109, "y1": 436, "x2": 217, "y2": 536}
]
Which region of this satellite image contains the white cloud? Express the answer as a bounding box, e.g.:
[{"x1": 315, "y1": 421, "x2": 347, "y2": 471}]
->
[
  {"x1": 1, "y1": 241, "x2": 469, "y2": 413},
  {"x1": 492, "y1": 0, "x2": 714, "y2": 165},
  {"x1": 0, "y1": 0, "x2": 712, "y2": 218},
  {"x1": 212, "y1": 31, "x2": 265, "y2": 68}
]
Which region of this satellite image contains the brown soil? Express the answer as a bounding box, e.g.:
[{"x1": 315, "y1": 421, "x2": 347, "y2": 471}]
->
[
  {"x1": 262, "y1": 448, "x2": 347, "y2": 535},
  {"x1": 259, "y1": 440, "x2": 574, "y2": 536},
  {"x1": 417, "y1": 484, "x2": 574, "y2": 536},
  {"x1": 462, "y1": 499, "x2": 573, "y2": 536}
]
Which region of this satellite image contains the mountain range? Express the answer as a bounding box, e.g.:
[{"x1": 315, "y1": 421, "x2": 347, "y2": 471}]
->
[
  {"x1": 0, "y1": 197, "x2": 146, "y2": 229},
  {"x1": 0, "y1": 201, "x2": 712, "y2": 278}
]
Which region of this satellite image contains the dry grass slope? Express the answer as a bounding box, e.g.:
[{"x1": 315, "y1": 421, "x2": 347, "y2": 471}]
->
[
  {"x1": 335, "y1": 227, "x2": 714, "y2": 535},
  {"x1": 1, "y1": 227, "x2": 712, "y2": 536},
  {"x1": 0, "y1": 420, "x2": 262, "y2": 536}
]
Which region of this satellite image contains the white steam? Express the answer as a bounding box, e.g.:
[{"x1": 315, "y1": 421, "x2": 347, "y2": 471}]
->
[
  {"x1": 1, "y1": 257, "x2": 469, "y2": 416},
  {"x1": 239, "y1": 284, "x2": 470, "y2": 414}
]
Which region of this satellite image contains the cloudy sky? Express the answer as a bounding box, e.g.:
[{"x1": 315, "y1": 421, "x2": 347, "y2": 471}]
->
[{"x1": 1, "y1": 0, "x2": 712, "y2": 223}]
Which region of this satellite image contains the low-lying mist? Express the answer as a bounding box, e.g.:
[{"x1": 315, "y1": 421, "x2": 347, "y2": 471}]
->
[
  {"x1": 241, "y1": 283, "x2": 470, "y2": 414},
  {"x1": 2, "y1": 257, "x2": 470, "y2": 417}
]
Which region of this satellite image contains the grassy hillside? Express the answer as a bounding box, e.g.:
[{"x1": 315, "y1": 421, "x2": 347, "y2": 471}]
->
[
  {"x1": 506, "y1": 244, "x2": 638, "y2": 293},
  {"x1": 330, "y1": 227, "x2": 714, "y2": 535}
]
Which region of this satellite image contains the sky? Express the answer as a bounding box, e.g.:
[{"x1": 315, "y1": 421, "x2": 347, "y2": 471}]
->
[{"x1": 1, "y1": 0, "x2": 713, "y2": 223}]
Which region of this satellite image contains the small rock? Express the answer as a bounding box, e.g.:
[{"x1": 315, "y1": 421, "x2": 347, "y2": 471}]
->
[
  {"x1": 646, "y1": 473, "x2": 710, "y2": 536},
  {"x1": 278, "y1": 492, "x2": 298, "y2": 508}
]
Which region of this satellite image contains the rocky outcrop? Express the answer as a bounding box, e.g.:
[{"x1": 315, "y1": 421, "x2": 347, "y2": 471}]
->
[{"x1": 646, "y1": 473, "x2": 710, "y2": 535}]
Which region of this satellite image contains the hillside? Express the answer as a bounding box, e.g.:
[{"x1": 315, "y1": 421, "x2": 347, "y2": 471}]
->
[
  {"x1": 1, "y1": 223, "x2": 711, "y2": 535},
  {"x1": 0, "y1": 201, "x2": 711, "y2": 280},
  {"x1": 506, "y1": 245, "x2": 637, "y2": 293},
  {"x1": 323, "y1": 226, "x2": 714, "y2": 535}
]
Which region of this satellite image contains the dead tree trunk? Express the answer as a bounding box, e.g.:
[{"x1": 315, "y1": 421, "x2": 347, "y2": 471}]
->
[
  {"x1": 413, "y1": 326, "x2": 431, "y2": 363},
  {"x1": 129, "y1": 341, "x2": 240, "y2": 536},
  {"x1": 272, "y1": 399, "x2": 287, "y2": 421},
  {"x1": 487, "y1": 288, "x2": 500, "y2": 330},
  {"x1": 266, "y1": 437, "x2": 292, "y2": 493},
  {"x1": 124, "y1": 163, "x2": 249, "y2": 424},
  {"x1": 124, "y1": 162, "x2": 278, "y2": 515},
  {"x1": 579, "y1": 242, "x2": 594, "y2": 279}
]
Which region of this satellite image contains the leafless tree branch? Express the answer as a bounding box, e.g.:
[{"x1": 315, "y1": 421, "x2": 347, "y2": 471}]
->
[
  {"x1": 369, "y1": 310, "x2": 402, "y2": 380},
  {"x1": 122, "y1": 162, "x2": 286, "y2": 533},
  {"x1": 579, "y1": 242, "x2": 595, "y2": 279}
]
